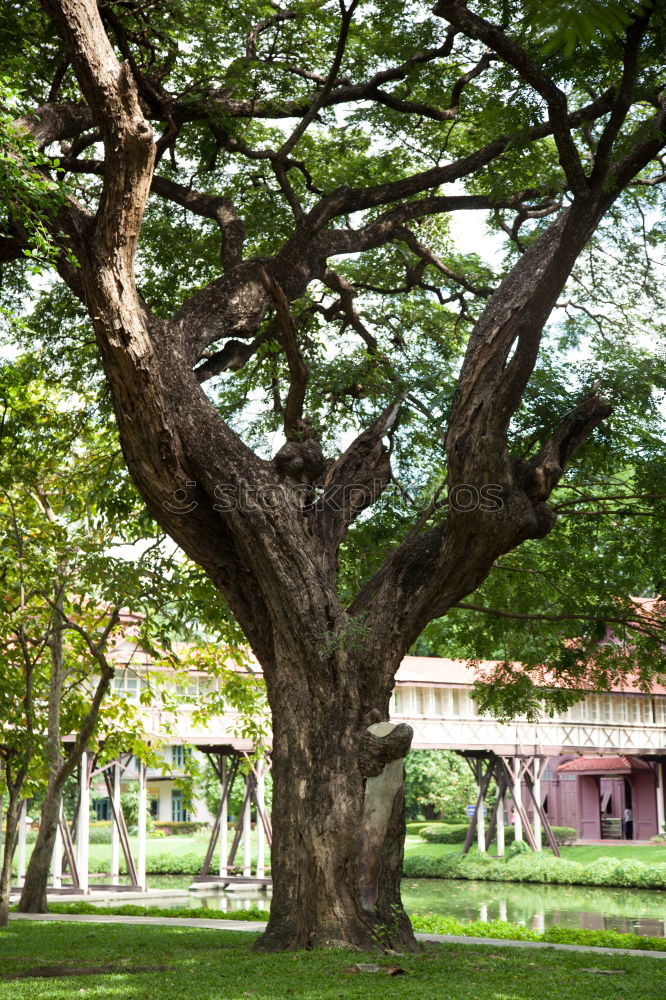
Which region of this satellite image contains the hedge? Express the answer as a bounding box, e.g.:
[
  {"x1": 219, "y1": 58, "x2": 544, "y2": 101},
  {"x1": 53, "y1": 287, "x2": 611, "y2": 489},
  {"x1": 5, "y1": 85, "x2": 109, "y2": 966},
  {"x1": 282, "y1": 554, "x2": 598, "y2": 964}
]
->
[
  {"x1": 418, "y1": 823, "x2": 575, "y2": 847},
  {"x1": 419, "y1": 823, "x2": 474, "y2": 844},
  {"x1": 405, "y1": 821, "x2": 432, "y2": 835},
  {"x1": 25, "y1": 821, "x2": 114, "y2": 845},
  {"x1": 29, "y1": 901, "x2": 269, "y2": 921},
  {"x1": 26, "y1": 820, "x2": 216, "y2": 844},
  {"x1": 402, "y1": 848, "x2": 666, "y2": 889},
  {"x1": 10, "y1": 851, "x2": 244, "y2": 878},
  {"x1": 412, "y1": 914, "x2": 666, "y2": 952},
  {"x1": 549, "y1": 826, "x2": 577, "y2": 846},
  {"x1": 83, "y1": 854, "x2": 271, "y2": 876},
  {"x1": 88, "y1": 853, "x2": 206, "y2": 875},
  {"x1": 153, "y1": 821, "x2": 210, "y2": 835}
]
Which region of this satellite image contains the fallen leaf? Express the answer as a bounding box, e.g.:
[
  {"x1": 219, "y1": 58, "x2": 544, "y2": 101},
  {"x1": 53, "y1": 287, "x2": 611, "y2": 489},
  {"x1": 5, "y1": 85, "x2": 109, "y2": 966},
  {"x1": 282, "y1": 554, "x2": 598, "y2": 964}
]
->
[{"x1": 386, "y1": 965, "x2": 406, "y2": 976}]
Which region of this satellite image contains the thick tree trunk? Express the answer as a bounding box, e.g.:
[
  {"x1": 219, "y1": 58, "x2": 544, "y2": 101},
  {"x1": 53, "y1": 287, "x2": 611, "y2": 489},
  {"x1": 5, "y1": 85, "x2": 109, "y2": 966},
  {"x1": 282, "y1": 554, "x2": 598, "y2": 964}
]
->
[
  {"x1": 0, "y1": 790, "x2": 22, "y2": 928},
  {"x1": 256, "y1": 647, "x2": 415, "y2": 952},
  {"x1": 18, "y1": 777, "x2": 62, "y2": 913}
]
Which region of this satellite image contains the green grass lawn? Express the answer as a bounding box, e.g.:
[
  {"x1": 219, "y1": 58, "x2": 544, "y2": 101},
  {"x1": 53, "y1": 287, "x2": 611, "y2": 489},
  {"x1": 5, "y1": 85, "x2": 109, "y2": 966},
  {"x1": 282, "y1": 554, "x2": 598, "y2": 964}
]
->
[
  {"x1": 2, "y1": 921, "x2": 666, "y2": 1000},
  {"x1": 33, "y1": 832, "x2": 666, "y2": 871},
  {"x1": 403, "y1": 835, "x2": 666, "y2": 865},
  {"x1": 19, "y1": 832, "x2": 265, "y2": 876},
  {"x1": 560, "y1": 844, "x2": 666, "y2": 864},
  {"x1": 86, "y1": 834, "x2": 214, "y2": 864},
  {"x1": 403, "y1": 836, "x2": 462, "y2": 861}
]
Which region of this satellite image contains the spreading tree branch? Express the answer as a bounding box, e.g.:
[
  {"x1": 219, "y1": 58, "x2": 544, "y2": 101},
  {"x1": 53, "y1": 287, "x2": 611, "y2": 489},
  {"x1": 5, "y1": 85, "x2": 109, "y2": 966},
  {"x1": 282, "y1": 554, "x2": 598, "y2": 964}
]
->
[{"x1": 433, "y1": 0, "x2": 590, "y2": 196}]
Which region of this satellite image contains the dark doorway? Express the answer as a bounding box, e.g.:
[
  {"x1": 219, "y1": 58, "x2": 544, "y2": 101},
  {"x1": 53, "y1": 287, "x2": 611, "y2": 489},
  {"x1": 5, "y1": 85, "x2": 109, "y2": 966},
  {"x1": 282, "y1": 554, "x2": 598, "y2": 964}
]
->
[{"x1": 623, "y1": 779, "x2": 633, "y2": 839}]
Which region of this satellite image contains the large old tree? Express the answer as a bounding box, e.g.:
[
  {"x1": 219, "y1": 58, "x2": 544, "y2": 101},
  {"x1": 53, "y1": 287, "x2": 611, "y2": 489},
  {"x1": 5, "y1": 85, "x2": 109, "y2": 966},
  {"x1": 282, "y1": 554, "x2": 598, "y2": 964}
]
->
[{"x1": 2, "y1": 0, "x2": 666, "y2": 949}]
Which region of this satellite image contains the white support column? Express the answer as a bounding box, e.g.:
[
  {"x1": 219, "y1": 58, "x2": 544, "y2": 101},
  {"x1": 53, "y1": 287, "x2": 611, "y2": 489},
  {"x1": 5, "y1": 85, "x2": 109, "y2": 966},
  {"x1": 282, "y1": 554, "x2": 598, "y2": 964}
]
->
[
  {"x1": 476, "y1": 763, "x2": 486, "y2": 853},
  {"x1": 243, "y1": 774, "x2": 252, "y2": 877},
  {"x1": 219, "y1": 757, "x2": 228, "y2": 878},
  {"x1": 17, "y1": 799, "x2": 27, "y2": 887},
  {"x1": 479, "y1": 902, "x2": 488, "y2": 922},
  {"x1": 657, "y1": 762, "x2": 665, "y2": 837},
  {"x1": 77, "y1": 754, "x2": 90, "y2": 893},
  {"x1": 110, "y1": 763, "x2": 121, "y2": 883},
  {"x1": 51, "y1": 811, "x2": 63, "y2": 889},
  {"x1": 256, "y1": 762, "x2": 266, "y2": 878},
  {"x1": 513, "y1": 757, "x2": 523, "y2": 843},
  {"x1": 137, "y1": 762, "x2": 147, "y2": 891},
  {"x1": 496, "y1": 786, "x2": 505, "y2": 857},
  {"x1": 533, "y1": 760, "x2": 542, "y2": 852},
  {"x1": 498, "y1": 899, "x2": 507, "y2": 922}
]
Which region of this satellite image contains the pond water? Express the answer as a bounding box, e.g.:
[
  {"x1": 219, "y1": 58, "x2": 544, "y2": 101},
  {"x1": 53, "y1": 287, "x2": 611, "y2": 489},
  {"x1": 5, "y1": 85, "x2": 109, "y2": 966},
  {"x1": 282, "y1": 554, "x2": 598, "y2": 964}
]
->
[
  {"x1": 401, "y1": 879, "x2": 666, "y2": 938},
  {"x1": 86, "y1": 876, "x2": 666, "y2": 937}
]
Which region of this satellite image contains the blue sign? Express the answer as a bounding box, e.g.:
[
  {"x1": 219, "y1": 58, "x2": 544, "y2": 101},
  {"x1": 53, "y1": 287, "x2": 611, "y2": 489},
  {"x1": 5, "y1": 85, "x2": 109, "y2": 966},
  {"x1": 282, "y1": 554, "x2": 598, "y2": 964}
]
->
[{"x1": 466, "y1": 804, "x2": 487, "y2": 817}]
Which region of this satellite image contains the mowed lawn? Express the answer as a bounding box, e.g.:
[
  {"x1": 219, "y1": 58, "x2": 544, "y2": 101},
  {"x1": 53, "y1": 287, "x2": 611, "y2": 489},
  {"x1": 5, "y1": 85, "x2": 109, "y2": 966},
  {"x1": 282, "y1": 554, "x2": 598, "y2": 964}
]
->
[
  {"x1": 403, "y1": 835, "x2": 666, "y2": 865},
  {"x1": 86, "y1": 834, "x2": 220, "y2": 866},
  {"x1": 19, "y1": 834, "x2": 666, "y2": 877},
  {"x1": 559, "y1": 844, "x2": 666, "y2": 864},
  {"x1": 403, "y1": 836, "x2": 462, "y2": 860},
  {"x1": 20, "y1": 833, "x2": 263, "y2": 873},
  {"x1": 2, "y1": 921, "x2": 666, "y2": 1000}
]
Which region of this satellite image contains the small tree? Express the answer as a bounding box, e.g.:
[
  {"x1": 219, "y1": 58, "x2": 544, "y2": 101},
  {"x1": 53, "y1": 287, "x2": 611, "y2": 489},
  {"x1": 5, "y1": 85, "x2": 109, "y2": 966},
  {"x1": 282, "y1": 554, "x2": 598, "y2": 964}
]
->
[
  {"x1": 405, "y1": 750, "x2": 477, "y2": 822},
  {"x1": 0, "y1": 362, "x2": 161, "y2": 915}
]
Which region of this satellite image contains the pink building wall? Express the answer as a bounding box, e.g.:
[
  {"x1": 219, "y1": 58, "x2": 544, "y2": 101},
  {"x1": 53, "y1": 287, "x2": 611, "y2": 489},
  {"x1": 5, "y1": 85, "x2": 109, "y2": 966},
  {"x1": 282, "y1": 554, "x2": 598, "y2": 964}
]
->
[
  {"x1": 578, "y1": 776, "x2": 602, "y2": 839},
  {"x1": 542, "y1": 756, "x2": 665, "y2": 841}
]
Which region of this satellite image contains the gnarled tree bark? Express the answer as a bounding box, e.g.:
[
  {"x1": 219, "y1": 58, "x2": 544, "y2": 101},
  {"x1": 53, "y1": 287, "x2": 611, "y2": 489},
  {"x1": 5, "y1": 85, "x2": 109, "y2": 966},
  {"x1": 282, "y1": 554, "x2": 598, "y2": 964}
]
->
[{"x1": 7, "y1": 0, "x2": 664, "y2": 948}]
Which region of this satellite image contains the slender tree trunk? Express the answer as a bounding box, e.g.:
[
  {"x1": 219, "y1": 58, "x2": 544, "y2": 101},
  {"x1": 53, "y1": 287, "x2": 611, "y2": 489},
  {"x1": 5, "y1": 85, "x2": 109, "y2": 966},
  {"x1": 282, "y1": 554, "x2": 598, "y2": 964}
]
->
[
  {"x1": 17, "y1": 598, "x2": 116, "y2": 912},
  {"x1": 256, "y1": 644, "x2": 414, "y2": 952},
  {"x1": 18, "y1": 777, "x2": 62, "y2": 913},
  {"x1": 18, "y1": 597, "x2": 65, "y2": 914},
  {"x1": 0, "y1": 788, "x2": 22, "y2": 928}
]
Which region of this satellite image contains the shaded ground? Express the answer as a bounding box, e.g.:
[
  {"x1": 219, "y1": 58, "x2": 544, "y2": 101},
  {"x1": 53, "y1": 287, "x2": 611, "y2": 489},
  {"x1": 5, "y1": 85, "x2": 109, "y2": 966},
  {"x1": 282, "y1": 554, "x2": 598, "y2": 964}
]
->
[{"x1": 2, "y1": 920, "x2": 666, "y2": 1000}]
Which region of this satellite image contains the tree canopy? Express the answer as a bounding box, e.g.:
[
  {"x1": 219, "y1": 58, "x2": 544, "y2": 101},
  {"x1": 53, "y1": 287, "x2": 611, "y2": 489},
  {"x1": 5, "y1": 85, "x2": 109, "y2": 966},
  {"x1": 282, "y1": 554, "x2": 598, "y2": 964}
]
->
[{"x1": 1, "y1": 0, "x2": 665, "y2": 950}]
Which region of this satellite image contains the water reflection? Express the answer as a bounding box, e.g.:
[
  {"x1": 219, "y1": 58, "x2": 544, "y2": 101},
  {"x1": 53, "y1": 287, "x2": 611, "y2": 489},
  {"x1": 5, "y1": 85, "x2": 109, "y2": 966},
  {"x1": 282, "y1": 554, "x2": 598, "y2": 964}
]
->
[
  {"x1": 88, "y1": 878, "x2": 271, "y2": 914},
  {"x1": 84, "y1": 875, "x2": 666, "y2": 937},
  {"x1": 401, "y1": 878, "x2": 666, "y2": 937}
]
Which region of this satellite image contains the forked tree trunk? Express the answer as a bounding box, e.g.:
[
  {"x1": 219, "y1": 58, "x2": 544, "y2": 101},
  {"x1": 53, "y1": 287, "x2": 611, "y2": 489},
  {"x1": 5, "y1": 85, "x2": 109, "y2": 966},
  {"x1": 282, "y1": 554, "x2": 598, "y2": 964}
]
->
[{"x1": 257, "y1": 648, "x2": 414, "y2": 951}]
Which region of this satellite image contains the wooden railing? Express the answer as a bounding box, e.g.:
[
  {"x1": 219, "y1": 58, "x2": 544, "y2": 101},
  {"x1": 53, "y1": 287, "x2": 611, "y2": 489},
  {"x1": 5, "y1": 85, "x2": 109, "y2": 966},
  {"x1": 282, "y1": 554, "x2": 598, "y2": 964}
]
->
[{"x1": 394, "y1": 713, "x2": 666, "y2": 754}]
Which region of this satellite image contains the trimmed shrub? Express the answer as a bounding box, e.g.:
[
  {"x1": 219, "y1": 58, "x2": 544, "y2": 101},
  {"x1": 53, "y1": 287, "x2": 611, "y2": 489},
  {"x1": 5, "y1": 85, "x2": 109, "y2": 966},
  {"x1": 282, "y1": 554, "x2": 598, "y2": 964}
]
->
[
  {"x1": 505, "y1": 839, "x2": 531, "y2": 859},
  {"x1": 411, "y1": 913, "x2": 666, "y2": 953},
  {"x1": 549, "y1": 826, "x2": 576, "y2": 846},
  {"x1": 419, "y1": 821, "x2": 523, "y2": 847},
  {"x1": 153, "y1": 821, "x2": 209, "y2": 835},
  {"x1": 403, "y1": 847, "x2": 666, "y2": 890},
  {"x1": 88, "y1": 826, "x2": 114, "y2": 844},
  {"x1": 419, "y1": 823, "x2": 473, "y2": 844},
  {"x1": 14, "y1": 900, "x2": 269, "y2": 921},
  {"x1": 405, "y1": 821, "x2": 431, "y2": 835},
  {"x1": 419, "y1": 821, "x2": 574, "y2": 848},
  {"x1": 87, "y1": 851, "x2": 271, "y2": 877}
]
